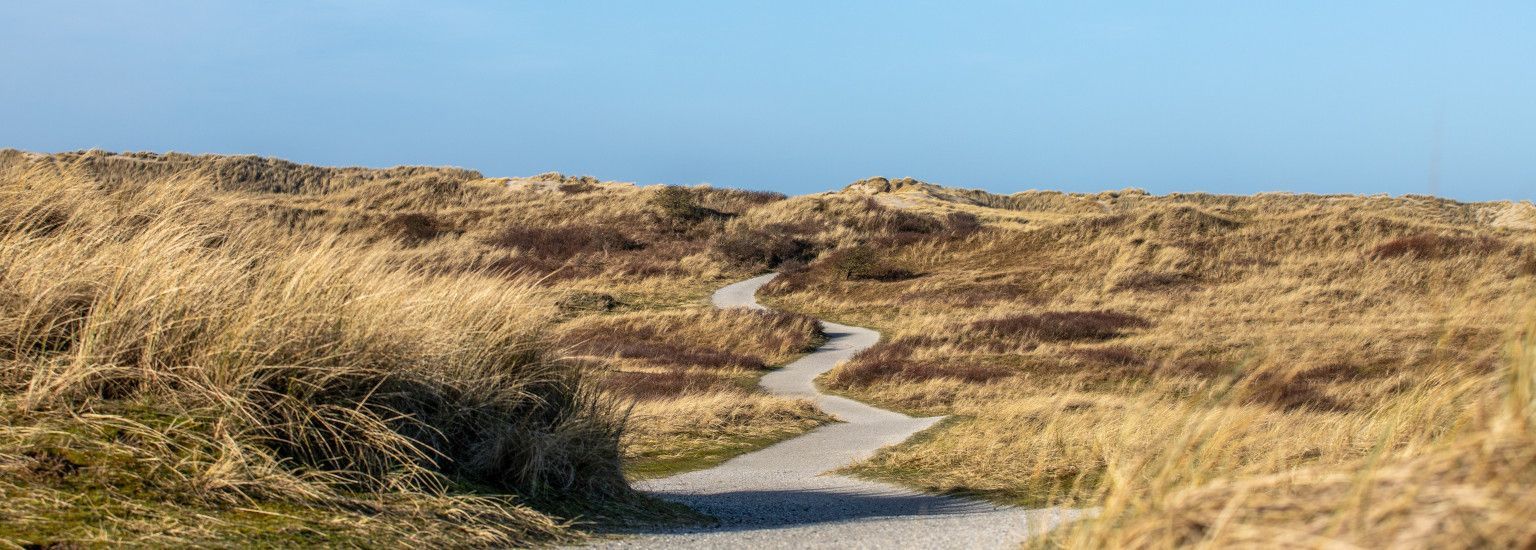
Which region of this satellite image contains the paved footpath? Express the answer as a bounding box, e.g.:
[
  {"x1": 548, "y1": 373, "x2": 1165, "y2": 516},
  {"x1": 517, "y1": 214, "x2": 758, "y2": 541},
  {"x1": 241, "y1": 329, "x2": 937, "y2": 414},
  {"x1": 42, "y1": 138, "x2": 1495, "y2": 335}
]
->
[{"x1": 587, "y1": 273, "x2": 1080, "y2": 549}]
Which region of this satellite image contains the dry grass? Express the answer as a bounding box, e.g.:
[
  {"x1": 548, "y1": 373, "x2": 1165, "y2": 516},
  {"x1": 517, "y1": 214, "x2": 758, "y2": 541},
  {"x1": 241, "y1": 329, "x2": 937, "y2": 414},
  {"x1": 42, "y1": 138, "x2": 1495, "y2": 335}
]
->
[
  {"x1": 9, "y1": 148, "x2": 1532, "y2": 547},
  {"x1": 0, "y1": 150, "x2": 833, "y2": 545},
  {"x1": 0, "y1": 153, "x2": 729, "y2": 546},
  {"x1": 1032, "y1": 318, "x2": 1536, "y2": 548},
  {"x1": 555, "y1": 307, "x2": 829, "y2": 476},
  {"x1": 755, "y1": 178, "x2": 1536, "y2": 547}
]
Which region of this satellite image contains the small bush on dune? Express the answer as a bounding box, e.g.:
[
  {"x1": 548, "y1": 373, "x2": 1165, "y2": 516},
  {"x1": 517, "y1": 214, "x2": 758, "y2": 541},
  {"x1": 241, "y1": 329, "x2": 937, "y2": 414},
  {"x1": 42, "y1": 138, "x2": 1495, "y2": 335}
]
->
[
  {"x1": 711, "y1": 223, "x2": 817, "y2": 267},
  {"x1": 941, "y1": 211, "x2": 983, "y2": 238},
  {"x1": 824, "y1": 245, "x2": 921, "y2": 281},
  {"x1": 650, "y1": 186, "x2": 719, "y2": 222},
  {"x1": 382, "y1": 212, "x2": 448, "y2": 245}
]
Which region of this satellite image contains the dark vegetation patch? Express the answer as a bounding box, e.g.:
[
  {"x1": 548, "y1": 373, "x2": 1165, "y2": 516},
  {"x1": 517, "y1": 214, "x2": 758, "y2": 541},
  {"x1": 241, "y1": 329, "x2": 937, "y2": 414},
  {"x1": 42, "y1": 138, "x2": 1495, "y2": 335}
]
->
[
  {"x1": 1369, "y1": 233, "x2": 1504, "y2": 260},
  {"x1": 558, "y1": 181, "x2": 599, "y2": 194},
  {"x1": 566, "y1": 334, "x2": 767, "y2": 371},
  {"x1": 823, "y1": 246, "x2": 921, "y2": 281},
  {"x1": 854, "y1": 198, "x2": 942, "y2": 234},
  {"x1": 1240, "y1": 372, "x2": 1350, "y2": 412},
  {"x1": 942, "y1": 211, "x2": 983, "y2": 237},
  {"x1": 556, "y1": 291, "x2": 622, "y2": 313},
  {"x1": 826, "y1": 339, "x2": 1012, "y2": 389},
  {"x1": 381, "y1": 212, "x2": 452, "y2": 245},
  {"x1": 484, "y1": 224, "x2": 643, "y2": 257},
  {"x1": 969, "y1": 311, "x2": 1150, "y2": 342},
  {"x1": 562, "y1": 310, "x2": 821, "y2": 375},
  {"x1": 603, "y1": 369, "x2": 742, "y2": 400},
  {"x1": 650, "y1": 186, "x2": 729, "y2": 224},
  {"x1": 711, "y1": 222, "x2": 819, "y2": 267}
]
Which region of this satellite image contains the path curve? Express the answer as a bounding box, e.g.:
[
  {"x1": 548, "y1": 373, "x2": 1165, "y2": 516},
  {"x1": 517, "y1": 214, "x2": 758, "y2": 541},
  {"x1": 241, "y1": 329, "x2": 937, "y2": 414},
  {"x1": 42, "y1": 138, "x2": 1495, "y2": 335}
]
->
[{"x1": 594, "y1": 273, "x2": 1078, "y2": 549}]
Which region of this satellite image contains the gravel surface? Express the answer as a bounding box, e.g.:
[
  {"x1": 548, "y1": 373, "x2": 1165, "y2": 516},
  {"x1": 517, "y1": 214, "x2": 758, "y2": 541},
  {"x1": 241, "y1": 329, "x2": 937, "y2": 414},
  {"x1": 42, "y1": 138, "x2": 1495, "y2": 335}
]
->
[{"x1": 587, "y1": 273, "x2": 1080, "y2": 549}]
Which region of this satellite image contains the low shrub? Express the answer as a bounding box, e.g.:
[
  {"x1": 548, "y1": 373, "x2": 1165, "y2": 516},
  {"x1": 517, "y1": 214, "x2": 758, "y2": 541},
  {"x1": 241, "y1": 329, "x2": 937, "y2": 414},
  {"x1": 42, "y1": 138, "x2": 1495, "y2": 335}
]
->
[
  {"x1": 650, "y1": 185, "x2": 727, "y2": 223},
  {"x1": 823, "y1": 245, "x2": 922, "y2": 281},
  {"x1": 483, "y1": 224, "x2": 642, "y2": 257},
  {"x1": 711, "y1": 223, "x2": 816, "y2": 267},
  {"x1": 827, "y1": 339, "x2": 1011, "y2": 388},
  {"x1": 942, "y1": 211, "x2": 983, "y2": 238},
  {"x1": 381, "y1": 212, "x2": 445, "y2": 245}
]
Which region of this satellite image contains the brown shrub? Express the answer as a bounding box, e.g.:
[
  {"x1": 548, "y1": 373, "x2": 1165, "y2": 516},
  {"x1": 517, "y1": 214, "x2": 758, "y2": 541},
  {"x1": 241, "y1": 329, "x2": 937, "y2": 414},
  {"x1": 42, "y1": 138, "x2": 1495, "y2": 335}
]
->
[
  {"x1": 483, "y1": 224, "x2": 643, "y2": 257},
  {"x1": 854, "y1": 198, "x2": 944, "y2": 235},
  {"x1": 711, "y1": 223, "x2": 817, "y2": 267},
  {"x1": 827, "y1": 339, "x2": 1011, "y2": 388},
  {"x1": 650, "y1": 186, "x2": 728, "y2": 222},
  {"x1": 381, "y1": 212, "x2": 445, "y2": 245},
  {"x1": 823, "y1": 246, "x2": 921, "y2": 281},
  {"x1": 942, "y1": 211, "x2": 982, "y2": 237}
]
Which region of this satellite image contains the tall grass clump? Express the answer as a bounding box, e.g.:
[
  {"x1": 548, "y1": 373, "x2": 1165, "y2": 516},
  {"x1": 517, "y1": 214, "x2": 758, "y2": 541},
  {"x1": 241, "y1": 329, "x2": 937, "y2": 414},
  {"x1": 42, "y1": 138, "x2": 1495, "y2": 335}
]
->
[
  {"x1": 1033, "y1": 316, "x2": 1536, "y2": 548},
  {"x1": 0, "y1": 162, "x2": 627, "y2": 546}
]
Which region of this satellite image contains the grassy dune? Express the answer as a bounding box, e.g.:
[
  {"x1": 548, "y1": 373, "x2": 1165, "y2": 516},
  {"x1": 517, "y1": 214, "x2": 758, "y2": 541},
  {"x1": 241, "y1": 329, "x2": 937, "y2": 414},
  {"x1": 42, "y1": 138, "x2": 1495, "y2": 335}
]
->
[
  {"x1": 4, "y1": 150, "x2": 1531, "y2": 547},
  {"x1": 0, "y1": 151, "x2": 820, "y2": 546},
  {"x1": 755, "y1": 178, "x2": 1536, "y2": 547},
  {"x1": 0, "y1": 161, "x2": 626, "y2": 546}
]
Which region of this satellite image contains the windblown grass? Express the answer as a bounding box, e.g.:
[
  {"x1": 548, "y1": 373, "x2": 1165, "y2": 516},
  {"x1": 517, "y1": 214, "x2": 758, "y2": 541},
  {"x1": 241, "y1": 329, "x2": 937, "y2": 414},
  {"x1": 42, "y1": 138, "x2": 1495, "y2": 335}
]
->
[
  {"x1": 756, "y1": 177, "x2": 1536, "y2": 547},
  {"x1": 0, "y1": 160, "x2": 629, "y2": 546}
]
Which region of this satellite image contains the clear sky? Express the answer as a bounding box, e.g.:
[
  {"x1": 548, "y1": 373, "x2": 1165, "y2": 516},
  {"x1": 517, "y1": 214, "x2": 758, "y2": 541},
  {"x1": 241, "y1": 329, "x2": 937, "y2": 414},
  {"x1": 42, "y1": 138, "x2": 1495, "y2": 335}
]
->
[{"x1": 2, "y1": 1, "x2": 1533, "y2": 201}]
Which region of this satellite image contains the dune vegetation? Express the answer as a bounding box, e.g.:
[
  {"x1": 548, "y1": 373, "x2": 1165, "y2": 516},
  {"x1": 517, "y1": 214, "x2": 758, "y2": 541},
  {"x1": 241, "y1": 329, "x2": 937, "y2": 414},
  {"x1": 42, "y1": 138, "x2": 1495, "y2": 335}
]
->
[
  {"x1": 0, "y1": 150, "x2": 827, "y2": 546},
  {"x1": 3, "y1": 150, "x2": 1532, "y2": 548},
  {"x1": 756, "y1": 178, "x2": 1536, "y2": 547}
]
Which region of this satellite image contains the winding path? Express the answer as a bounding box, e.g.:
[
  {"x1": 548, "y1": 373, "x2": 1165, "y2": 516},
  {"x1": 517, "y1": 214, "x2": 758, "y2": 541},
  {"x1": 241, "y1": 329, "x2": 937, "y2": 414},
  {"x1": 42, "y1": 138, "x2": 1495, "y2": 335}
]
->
[{"x1": 594, "y1": 273, "x2": 1077, "y2": 548}]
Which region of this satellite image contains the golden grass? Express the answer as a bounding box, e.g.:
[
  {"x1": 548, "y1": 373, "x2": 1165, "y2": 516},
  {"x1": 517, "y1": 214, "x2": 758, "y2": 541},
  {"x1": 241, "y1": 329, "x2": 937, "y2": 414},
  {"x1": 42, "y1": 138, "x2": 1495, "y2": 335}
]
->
[
  {"x1": 1032, "y1": 318, "x2": 1536, "y2": 548},
  {"x1": 8, "y1": 148, "x2": 1532, "y2": 547},
  {"x1": 0, "y1": 150, "x2": 830, "y2": 545},
  {"x1": 0, "y1": 159, "x2": 631, "y2": 546},
  {"x1": 752, "y1": 179, "x2": 1536, "y2": 547}
]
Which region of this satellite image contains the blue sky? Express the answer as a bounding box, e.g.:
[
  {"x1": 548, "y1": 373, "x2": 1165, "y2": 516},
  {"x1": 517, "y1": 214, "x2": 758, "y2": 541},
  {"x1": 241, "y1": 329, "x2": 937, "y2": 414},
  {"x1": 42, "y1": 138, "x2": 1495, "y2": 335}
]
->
[{"x1": 2, "y1": 1, "x2": 1533, "y2": 200}]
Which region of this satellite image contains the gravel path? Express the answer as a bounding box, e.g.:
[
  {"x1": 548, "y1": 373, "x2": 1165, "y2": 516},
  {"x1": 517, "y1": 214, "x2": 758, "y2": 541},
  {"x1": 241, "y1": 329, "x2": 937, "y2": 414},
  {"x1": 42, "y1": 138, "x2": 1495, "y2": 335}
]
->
[{"x1": 589, "y1": 273, "x2": 1079, "y2": 549}]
